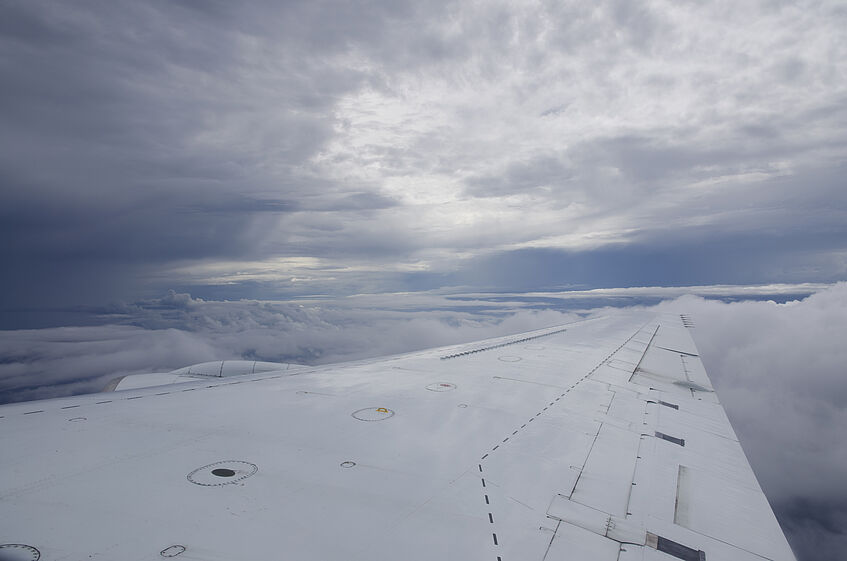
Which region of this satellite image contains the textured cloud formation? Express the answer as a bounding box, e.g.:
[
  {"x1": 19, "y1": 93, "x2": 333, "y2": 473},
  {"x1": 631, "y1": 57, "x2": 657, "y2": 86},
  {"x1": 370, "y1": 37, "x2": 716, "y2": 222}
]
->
[
  {"x1": 0, "y1": 325, "x2": 219, "y2": 403},
  {"x1": 676, "y1": 289, "x2": 847, "y2": 561},
  {"x1": 2, "y1": 1, "x2": 846, "y2": 308},
  {"x1": 0, "y1": 290, "x2": 581, "y2": 402},
  {"x1": 2, "y1": 1, "x2": 846, "y2": 553},
  {"x1": 1, "y1": 284, "x2": 845, "y2": 560}
]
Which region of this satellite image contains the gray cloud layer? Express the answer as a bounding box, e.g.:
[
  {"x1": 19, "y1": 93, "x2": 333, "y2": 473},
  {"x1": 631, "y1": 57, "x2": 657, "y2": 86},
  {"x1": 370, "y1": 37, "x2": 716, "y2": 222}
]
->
[
  {"x1": 3, "y1": 2, "x2": 844, "y2": 557},
  {"x1": 1, "y1": 284, "x2": 845, "y2": 560},
  {"x1": 674, "y1": 288, "x2": 847, "y2": 561},
  {"x1": 2, "y1": 1, "x2": 846, "y2": 308}
]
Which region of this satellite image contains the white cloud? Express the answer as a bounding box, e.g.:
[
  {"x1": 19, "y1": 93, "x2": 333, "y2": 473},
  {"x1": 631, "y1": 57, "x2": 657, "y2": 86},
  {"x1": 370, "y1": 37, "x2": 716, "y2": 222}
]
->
[
  {"x1": 671, "y1": 288, "x2": 847, "y2": 506},
  {"x1": 660, "y1": 285, "x2": 847, "y2": 560},
  {"x1": 303, "y1": 0, "x2": 847, "y2": 265},
  {"x1": 0, "y1": 325, "x2": 219, "y2": 403}
]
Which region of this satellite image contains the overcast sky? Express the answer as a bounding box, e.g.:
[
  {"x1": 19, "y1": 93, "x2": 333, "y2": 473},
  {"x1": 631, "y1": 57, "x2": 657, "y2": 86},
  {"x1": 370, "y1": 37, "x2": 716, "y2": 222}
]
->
[
  {"x1": 2, "y1": 3, "x2": 846, "y2": 560},
  {"x1": 2, "y1": 0, "x2": 846, "y2": 310}
]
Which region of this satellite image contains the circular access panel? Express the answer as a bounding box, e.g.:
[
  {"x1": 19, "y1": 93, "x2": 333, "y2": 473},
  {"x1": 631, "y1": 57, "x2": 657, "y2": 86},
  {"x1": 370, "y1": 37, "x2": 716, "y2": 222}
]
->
[
  {"x1": 352, "y1": 407, "x2": 395, "y2": 421},
  {"x1": 187, "y1": 461, "x2": 257, "y2": 486},
  {"x1": 426, "y1": 382, "x2": 457, "y2": 392},
  {"x1": 340, "y1": 461, "x2": 356, "y2": 468},
  {"x1": 160, "y1": 545, "x2": 186, "y2": 557},
  {"x1": 498, "y1": 355, "x2": 522, "y2": 362},
  {"x1": 0, "y1": 545, "x2": 40, "y2": 561}
]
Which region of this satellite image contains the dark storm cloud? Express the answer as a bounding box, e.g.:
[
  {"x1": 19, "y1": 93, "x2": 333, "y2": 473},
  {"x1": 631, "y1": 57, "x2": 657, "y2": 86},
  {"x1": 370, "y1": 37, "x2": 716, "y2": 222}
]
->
[
  {"x1": 1, "y1": 0, "x2": 846, "y2": 310},
  {"x1": 452, "y1": 222, "x2": 847, "y2": 293},
  {"x1": 0, "y1": 0, "x2": 425, "y2": 307}
]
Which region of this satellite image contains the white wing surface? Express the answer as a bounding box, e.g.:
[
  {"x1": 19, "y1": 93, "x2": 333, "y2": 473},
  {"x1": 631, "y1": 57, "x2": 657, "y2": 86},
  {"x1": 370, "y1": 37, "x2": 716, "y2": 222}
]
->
[{"x1": 0, "y1": 311, "x2": 795, "y2": 560}]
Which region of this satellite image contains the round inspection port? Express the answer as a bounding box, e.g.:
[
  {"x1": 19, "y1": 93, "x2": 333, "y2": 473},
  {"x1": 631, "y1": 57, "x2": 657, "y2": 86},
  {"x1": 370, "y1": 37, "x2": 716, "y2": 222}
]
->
[
  {"x1": 340, "y1": 461, "x2": 356, "y2": 468},
  {"x1": 352, "y1": 407, "x2": 395, "y2": 421},
  {"x1": 160, "y1": 545, "x2": 186, "y2": 557},
  {"x1": 498, "y1": 355, "x2": 522, "y2": 362},
  {"x1": 187, "y1": 461, "x2": 258, "y2": 486},
  {"x1": 0, "y1": 544, "x2": 40, "y2": 561},
  {"x1": 426, "y1": 382, "x2": 456, "y2": 392}
]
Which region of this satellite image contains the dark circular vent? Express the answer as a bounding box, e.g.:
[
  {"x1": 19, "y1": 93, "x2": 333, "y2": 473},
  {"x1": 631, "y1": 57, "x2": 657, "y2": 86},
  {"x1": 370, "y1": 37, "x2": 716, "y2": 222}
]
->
[{"x1": 187, "y1": 461, "x2": 258, "y2": 486}]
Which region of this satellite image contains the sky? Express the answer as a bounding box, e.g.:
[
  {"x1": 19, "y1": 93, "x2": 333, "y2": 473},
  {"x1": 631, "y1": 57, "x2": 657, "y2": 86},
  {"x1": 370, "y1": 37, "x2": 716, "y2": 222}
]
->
[
  {"x1": 2, "y1": 2, "x2": 847, "y2": 560},
  {"x1": 1, "y1": 0, "x2": 846, "y2": 309}
]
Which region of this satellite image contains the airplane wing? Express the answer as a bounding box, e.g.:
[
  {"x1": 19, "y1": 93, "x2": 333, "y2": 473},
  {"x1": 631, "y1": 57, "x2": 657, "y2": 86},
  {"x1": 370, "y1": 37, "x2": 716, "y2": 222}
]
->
[{"x1": 0, "y1": 310, "x2": 796, "y2": 560}]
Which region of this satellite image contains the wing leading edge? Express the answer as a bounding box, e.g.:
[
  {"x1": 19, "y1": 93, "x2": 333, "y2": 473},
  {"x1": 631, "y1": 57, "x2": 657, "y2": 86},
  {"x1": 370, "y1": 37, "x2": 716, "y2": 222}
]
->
[{"x1": 0, "y1": 311, "x2": 795, "y2": 560}]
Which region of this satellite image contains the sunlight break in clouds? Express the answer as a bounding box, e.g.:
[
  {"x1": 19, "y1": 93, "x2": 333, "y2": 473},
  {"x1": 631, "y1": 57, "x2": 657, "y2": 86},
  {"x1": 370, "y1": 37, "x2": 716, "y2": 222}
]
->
[
  {"x1": 312, "y1": 0, "x2": 847, "y2": 266},
  {"x1": 2, "y1": 1, "x2": 846, "y2": 306}
]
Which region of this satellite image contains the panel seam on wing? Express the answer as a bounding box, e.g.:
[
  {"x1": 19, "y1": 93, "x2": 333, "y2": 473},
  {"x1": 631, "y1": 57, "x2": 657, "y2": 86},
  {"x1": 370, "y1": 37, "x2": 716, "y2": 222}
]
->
[{"x1": 473, "y1": 320, "x2": 654, "y2": 560}]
